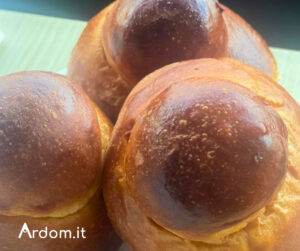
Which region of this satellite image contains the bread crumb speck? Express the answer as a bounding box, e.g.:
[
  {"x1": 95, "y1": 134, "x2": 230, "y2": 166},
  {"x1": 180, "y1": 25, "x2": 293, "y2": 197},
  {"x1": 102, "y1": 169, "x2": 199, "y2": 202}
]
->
[
  {"x1": 207, "y1": 151, "x2": 215, "y2": 159},
  {"x1": 179, "y1": 120, "x2": 187, "y2": 126},
  {"x1": 51, "y1": 112, "x2": 57, "y2": 119}
]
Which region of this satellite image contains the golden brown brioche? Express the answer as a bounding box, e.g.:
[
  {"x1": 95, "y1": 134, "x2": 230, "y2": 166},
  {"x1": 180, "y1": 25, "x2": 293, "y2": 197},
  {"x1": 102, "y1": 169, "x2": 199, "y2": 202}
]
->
[
  {"x1": 68, "y1": 0, "x2": 277, "y2": 122},
  {"x1": 0, "y1": 71, "x2": 121, "y2": 250},
  {"x1": 103, "y1": 58, "x2": 300, "y2": 251}
]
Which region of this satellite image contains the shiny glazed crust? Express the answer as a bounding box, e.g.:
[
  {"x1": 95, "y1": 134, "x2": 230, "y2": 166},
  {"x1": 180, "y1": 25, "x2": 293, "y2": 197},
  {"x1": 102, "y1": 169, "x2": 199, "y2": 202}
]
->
[
  {"x1": 68, "y1": 0, "x2": 277, "y2": 122},
  {"x1": 0, "y1": 72, "x2": 121, "y2": 251},
  {"x1": 68, "y1": 4, "x2": 130, "y2": 123},
  {"x1": 103, "y1": 58, "x2": 300, "y2": 251}
]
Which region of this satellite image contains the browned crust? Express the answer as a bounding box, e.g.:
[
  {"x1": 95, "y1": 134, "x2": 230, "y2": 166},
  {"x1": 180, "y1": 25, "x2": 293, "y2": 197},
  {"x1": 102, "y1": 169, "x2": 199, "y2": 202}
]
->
[
  {"x1": 68, "y1": 1, "x2": 277, "y2": 122},
  {"x1": 0, "y1": 71, "x2": 121, "y2": 250},
  {"x1": 68, "y1": 4, "x2": 130, "y2": 123},
  {"x1": 122, "y1": 79, "x2": 287, "y2": 237},
  {"x1": 103, "y1": 58, "x2": 300, "y2": 251},
  {"x1": 0, "y1": 71, "x2": 104, "y2": 217},
  {"x1": 220, "y1": 4, "x2": 278, "y2": 80}
]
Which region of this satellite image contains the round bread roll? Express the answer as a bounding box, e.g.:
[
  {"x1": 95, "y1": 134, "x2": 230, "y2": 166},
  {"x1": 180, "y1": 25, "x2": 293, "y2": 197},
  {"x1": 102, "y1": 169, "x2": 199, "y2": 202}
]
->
[
  {"x1": 103, "y1": 58, "x2": 300, "y2": 251},
  {"x1": 68, "y1": 0, "x2": 277, "y2": 122},
  {"x1": 0, "y1": 71, "x2": 121, "y2": 251}
]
